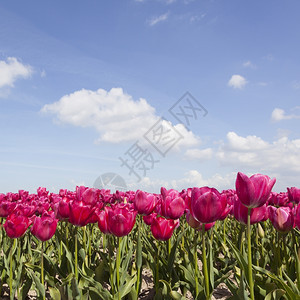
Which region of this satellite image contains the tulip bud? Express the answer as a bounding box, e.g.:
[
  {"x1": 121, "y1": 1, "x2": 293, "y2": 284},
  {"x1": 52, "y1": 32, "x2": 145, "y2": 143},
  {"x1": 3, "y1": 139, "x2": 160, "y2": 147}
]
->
[{"x1": 257, "y1": 223, "x2": 264, "y2": 238}]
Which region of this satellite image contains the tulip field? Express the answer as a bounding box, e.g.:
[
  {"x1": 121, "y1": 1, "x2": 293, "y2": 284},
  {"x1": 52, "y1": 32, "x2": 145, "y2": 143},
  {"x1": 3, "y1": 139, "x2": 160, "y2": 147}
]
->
[{"x1": 1, "y1": 172, "x2": 300, "y2": 300}]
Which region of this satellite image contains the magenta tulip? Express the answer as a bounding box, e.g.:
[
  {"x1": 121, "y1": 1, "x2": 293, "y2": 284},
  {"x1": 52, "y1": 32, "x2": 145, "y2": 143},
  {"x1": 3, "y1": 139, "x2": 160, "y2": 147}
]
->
[
  {"x1": 268, "y1": 192, "x2": 288, "y2": 207},
  {"x1": 30, "y1": 211, "x2": 58, "y2": 241},
  {"x1": 150, "y1": 216, "x2": 179, "y2": 241},
  {"x1": 0, "y1": 200, "x2": 16, "y2": 218},
  {"x1": 235, "y1": 172, "x2": 276, "y2": 208},
  {"x1": 143, "y1": 212, "x2": 157, "y2": 226},
  {"x1": 3, "y1": 213, "x2": 31, "y2": 238},
  {"x1": 287, "y1": 187, "x2": 300, "y2": 204},
  {"x1": 97, "y1": 206, "x2": 111, "y2": 234},
  {"x1": 233, "y1": 198, "x2": 268, "y2": 225},
  {"x1": 268, "y1": 206, "x2": 294, "y2": 233},
  {"x1": 190, "y1": 187, "x2": 227, "y2": 223},
  {"x1": 134, "y1": 190, "x2": 157, "y2": 215},
  {"x1": 107, "y1": 203, "x2": 137, "y2": 237},
  {"x1": 186, "y1": 210, "x2": 215, "y2": 231},
  {"x1": 295, "y1": 204, "x2": 300, "y2": 230},
  {"x1": 160, "y1": 187, "x2": 186, "y2": 219},
  {"x1": 68, "y1": 200, "x2": 95, "y2": 227}
]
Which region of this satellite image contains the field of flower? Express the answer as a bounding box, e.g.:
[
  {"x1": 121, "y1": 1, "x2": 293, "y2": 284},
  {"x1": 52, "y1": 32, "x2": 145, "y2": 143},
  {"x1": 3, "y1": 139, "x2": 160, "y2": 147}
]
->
[{"x1": 0, "y1": 172, "x2": 300, "y2": 300}]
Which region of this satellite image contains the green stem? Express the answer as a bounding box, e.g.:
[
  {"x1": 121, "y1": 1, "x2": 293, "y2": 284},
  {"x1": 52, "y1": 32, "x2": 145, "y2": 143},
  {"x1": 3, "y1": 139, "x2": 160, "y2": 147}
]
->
[
  {"x1": 108, "y1": 236, "x2": 114, "y2": 296},
  {"x1": 247, "y1": 208, "x2": 254, "y2": 300},
  {"x1": 88, "y1": 225, "x2": 92, "y2": 266},
  {"x1": 223, "y1": 218, "x2": 226, "y2": 244},
  {"x1": 202, "y1": 224, "x2": 210, "y2": 299},
  {"x1": 136, "y1": 217, "x2": 142, "y2": 298},
  {"x1": 194, "y1": 231, "x2": 199, "y2": 297},
  {"x1": 116, "y1": 237, "x2": 122, "y2": 300},
  {"x1": 41, "y1": 242, "x2": 45, "y2": 300},
  {"x1": 9, "y1": 239, "x2": 16, "y2": 300},
  {"x1": 168, "y1": 238, "x2": 171, "y2": 255},
  {"x1": 155, "y1": 243, "x2": 160, "y2": 295},
  {"x1": 75, "y1": 227, "x2": 78, "y2": 281}
]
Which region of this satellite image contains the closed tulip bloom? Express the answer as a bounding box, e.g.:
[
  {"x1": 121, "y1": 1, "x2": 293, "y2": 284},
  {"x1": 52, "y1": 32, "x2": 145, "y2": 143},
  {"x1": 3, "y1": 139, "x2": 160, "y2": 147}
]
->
[
  {"x1": 235, "y1": 172, "x2": 276, "y2": 208},
  {"x1": 0, "y1": 201, "x2": 16, "y2": 218},
  {"x1": 30, "y1": 211, "x2": 58, "y2": 241},
  {"x1": 160, "y1": 187, "x2": 186, "y2": 219},
  {"x1": 268, "y1": 192, "x2": 288, "y2": 207},
  {"x1": 68, "y1": 200, "x2": 95, "y2": 227},
  {"x1": 134, "y1": 190, "x2": 157, "y2": 215},
  {"x1": 268, "y1": 206, "x2": 294, "y2": 233},
  {"x1": 3, "y1": 213, "x2": 31, "y2": 238},
  {"x1": 143, "y1": 212, "x2": 157, "y2": 226},
  {"x1": 150, "y1": 216, "x2": 179, "y2": 241},
  {"x1": 295, "y1": 205, "x2": 300, "y2": 230},
  {"x1": 97, "y1": 206, "x2": 111, "y2": 234},
  {"x1": 186, "y1": 210, "x2": 215, "y2": 231},
  {"x1": 287, "y1": 187, "x2": 300, "y2": 204},
  {"x1": 78, "y1": 187, "x2": 100, "y2": 206},
  {"x1": 107, "y1": 203, "x2": 137, "y2": 237},
  {"x1": 233, "y1": 198, "x2": 267, "y2": 225},
  {"x1": 191, "y1": 187, "x2": 227, "y2": 223}
]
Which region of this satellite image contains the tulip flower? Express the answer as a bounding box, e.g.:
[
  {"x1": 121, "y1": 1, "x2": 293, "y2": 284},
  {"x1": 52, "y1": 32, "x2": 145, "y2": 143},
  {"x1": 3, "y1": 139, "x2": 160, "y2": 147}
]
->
[
  {"x1": 143, "y1": 212, "x2": 157, "y2": 226},
  {"x1": 268, "y1": 192, "x2": 289, "y2": 207},
  {"x1": 3, "y1": 213, "x2": 31, "y2": 238},
  {"x1": 68, "y1": 200, "x2": 95, "y2": 227},
  {"x1": 287, "y1": 187, "x2": 300, "y2": 204},
  {"x1": 150, "y1": 216, "x2": 179, "y2": 241},
  {"x1": 97, "y1": 206, "x2": 111, "y2": 234},
  {"x1": 233, "y1": 198, "x2": 268, "y2": 225},
  {"x1": 107, "y1": 203, "x2": 137, "y2": 237},
  {"x1": 77, "y1": 186, "x2": 100, "y2": 206},
  {"x1": 0, "y1": 200, "x2": 16, "y2": 218},
  {"x1": 191, "y1": 187, "x2": 227, "y2": 223},
  {"x1": 268, "y1": 206, "x2": 294, "y2": 233},
  {"x1": 186, "y1": 210, "x2": 215, "y2": 231},
  {"x1": 160, "y1": 187, "x2": 186, "y2": 219},
  {"x1": 30, "y1": 211, "x2": 58, "y2": 241},
  {"x1": 235, "y1": 172, "x2": 276, "y2": 208},
  {"x1": 134, "y1": 190, "x2": 157, "y2": 215},
  {"x1": 295, "y1": 204, "x2": 300, "y2": 230}
]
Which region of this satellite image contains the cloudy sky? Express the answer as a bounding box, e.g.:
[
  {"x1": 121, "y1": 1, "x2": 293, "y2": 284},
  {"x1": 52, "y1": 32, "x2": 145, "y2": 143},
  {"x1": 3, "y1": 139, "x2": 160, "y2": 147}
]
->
[{"x1": 0, "y1": 0, "x2": 300, "y2": 194}]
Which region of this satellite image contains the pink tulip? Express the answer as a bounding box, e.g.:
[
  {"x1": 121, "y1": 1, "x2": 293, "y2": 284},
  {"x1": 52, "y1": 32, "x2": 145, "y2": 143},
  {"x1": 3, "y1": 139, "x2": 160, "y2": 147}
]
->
[
  {"x1": 30, "y1": 211, "x2": 58, "y2": 241},
  {"x1": 97, "y1": 206, "x2": 111, "y2": 234},
  {"x1": 68, "y1": 200, "x2": 95, "y2": 227},
  {"x1": 235, "y1": 172, "x2": 276, "y2": 208},
  {"x1": 287, "y1": 187, "x2": 300, "y2": 204},
  {"x1": 233, "y1": 198, "x2": 267, "y2": 225},
  {"x1": 268, "y1": 192, "x2": 288, "y2": 207},
  {"x1": 268, "y1": 206, "x2": 294, "y2": 233},
  {"x1": 186, "y1": 210, "x2": 215, "y2": 231},
  {"x1": 143, "y1": 212, "x2": 157, "y2": 226},
  {"x1": 3, "y1": 213, "x2": 31, "y2": 238},
  {"x1": 295, "y1": 204, "x2": 300, "y2": 230},
  {"x1": 191, "y1": 187, "x2": 227, "y2": 223},
  {"x1": 150, "y1": 216, "x2": 179, "y2": 241},
  {"x1": 0, "y1": 200, "x2": 16, "y2": 218},
  {"x1": 107, "y1": 203, "x2": 137, "y2": 237},
  {"x1": 134, "y1": 190, "x2": 157, "y2": 215},
  {"x1": 160, "y1": 187, "x2": 186, "y2": 219},
  {"x1": 77, "y1": 186, "x2": 100, "y2": 206}
]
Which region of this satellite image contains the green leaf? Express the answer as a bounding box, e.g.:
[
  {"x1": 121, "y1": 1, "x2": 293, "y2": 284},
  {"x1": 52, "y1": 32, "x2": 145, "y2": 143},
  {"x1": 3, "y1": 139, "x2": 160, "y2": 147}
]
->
[
  {"x1": 265, "y1": 289, "x2": 286, "y2": 300},
  {"x1": 49, "y1": 286, "x2": 61, "y2": 300},
  {"x1": 27, "y1": 268, "x2": 45, "y2": 298}
]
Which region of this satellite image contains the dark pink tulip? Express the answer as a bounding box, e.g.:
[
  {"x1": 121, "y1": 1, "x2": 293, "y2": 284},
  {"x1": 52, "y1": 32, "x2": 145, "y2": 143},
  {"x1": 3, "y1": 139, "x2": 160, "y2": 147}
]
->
[
  {"x1": 191, "y1": 187, "x2": 227, "y2": 223},
  {"x1": 160, "y1": 187, "x2": 186, "y2": 219},
  {"x1": 3, "y1": 213, "x2": 31, "y2": 238},
  {"x1": 143, "y1": 212, "x2": 157, "y2": 226},
  {"x1": 186, "y1": 210, "x2": 215, "y2": 231},
  {"x1": 30, "y1": 211, "x2": 58, "y2": 241},
  {"x1": 150, "y1": 216, "x2": 179, "y2": 241},
  {"x1": 0, "y1": 201, "x2": 16, "y2": 218},
  {"x1": 107, "y1": 203, "x2": 137, "y2": 237},
  {"x1": 235, "y1": 172, "x2": 276, "y2": 208},
  {"x1": 287, "y1": 187, "x2": 300, "y2": 204},
  {"x1": 68, "y1": 200, "x2": 95, "y2": 227},
  {"x1": 268, "y1": 192, "x2": 288, "y2": 207},
  {"x1": 79, "y1": 187, "x2": 100, "y2": 206},
  {"x1": 97, "y1": 206, "x2": 111, "y2": 234},
  {"x1": 295, "y1": 205, "x2": 300, "y2": 230},
  {"x1": 16, "y1": 203, "x2": 36, "y2": 217},
  {"x1": 233, "y1": 198, "x2": 267, "y2": 225},
  {"x1": 134, "y1": 190, "x2": 157, "y2": 215},
  {"x1": 37, "y1": 187, "x2": 49, "y2": 197},
  {"x1": 56, "y1": 197, "x2": 71, "y2": 220},
  {"x1": 268, "y1": 206, "x2": 294, "y2": 233}
]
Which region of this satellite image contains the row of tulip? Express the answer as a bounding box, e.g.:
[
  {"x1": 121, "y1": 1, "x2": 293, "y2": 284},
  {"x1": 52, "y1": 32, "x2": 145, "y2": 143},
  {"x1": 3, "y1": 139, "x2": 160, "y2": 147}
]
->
[{"x1": 0, "y1": 172, "x2": 300, "y2": 299}]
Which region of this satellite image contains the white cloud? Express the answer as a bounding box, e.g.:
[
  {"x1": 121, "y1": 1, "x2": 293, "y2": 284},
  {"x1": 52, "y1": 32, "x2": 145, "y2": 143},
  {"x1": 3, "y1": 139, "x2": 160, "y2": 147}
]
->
[
  {"x1": 41, "y1": 87, "x2": 199, "y2": 148},
  {"x1": 148, "y1": 12, "x2": 169, "y2": 26},
  {"x1": 184, "y1": 148, "x2": 213, "y2": 160},
  {"x1": 243, "y1": 61, "x2": 256, "y2": 69},
  {"x1": 228, "y1": 74, "x2": 247, "y2": 89},
  {"x1": 271, "y1": 108, "x2": 300, "y2": 122},
  {"x1": 216, "y1": 131, "x2": 300, "y2": 175},
  {"x1": 0, "y1": 57, "x2": 33, "y2": 88}
]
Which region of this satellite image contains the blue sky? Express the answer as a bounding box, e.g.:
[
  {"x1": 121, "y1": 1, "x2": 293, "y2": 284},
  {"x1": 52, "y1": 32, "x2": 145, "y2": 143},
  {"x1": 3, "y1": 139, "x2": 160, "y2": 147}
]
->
[{"x1": 0, "y1": 0, "x2": 300, "y2": 194}]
